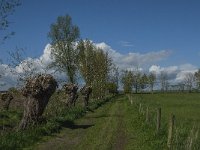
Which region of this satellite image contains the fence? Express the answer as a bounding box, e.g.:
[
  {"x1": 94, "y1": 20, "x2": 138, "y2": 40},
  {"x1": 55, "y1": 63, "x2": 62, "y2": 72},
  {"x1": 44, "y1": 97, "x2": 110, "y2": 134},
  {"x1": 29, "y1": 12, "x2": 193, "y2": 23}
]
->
[{"x1": 127, "y1": 94, "x2": 199, "y2": 149}]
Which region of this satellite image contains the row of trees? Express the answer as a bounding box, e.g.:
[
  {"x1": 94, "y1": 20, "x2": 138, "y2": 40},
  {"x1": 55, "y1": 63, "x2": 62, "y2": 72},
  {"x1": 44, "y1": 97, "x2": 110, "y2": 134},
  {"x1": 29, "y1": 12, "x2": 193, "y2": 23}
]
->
[
  {"x1": 1, "y1": 14, "x2": 115, "y2": 130},
  {"x1": 121, "y1": 69, "x2": 200, "y2": 93},
  {"x1": 48, "y1": 15, "x2": 113, "y2": 99},
  {"x1": 121, "y1": 70, "x2": 156, "y2": 93},
  {"x1": 1, "y1": 14, "x2": 115, "y2": 98}
]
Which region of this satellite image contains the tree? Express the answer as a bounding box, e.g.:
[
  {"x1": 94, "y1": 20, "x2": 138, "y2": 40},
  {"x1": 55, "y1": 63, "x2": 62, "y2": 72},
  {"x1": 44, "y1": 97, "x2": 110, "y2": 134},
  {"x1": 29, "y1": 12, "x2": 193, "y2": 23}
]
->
[
  {"x1": 1, "y1": 91, "x2": 13, "y2": 111},
  {"x1": 121, "y1": 70, "x2": 134, "y2": 93},
  {"x1": 159, "y1": 71, "x2": 168, "y2": 92},
  {"x1": 133, "y1": 71, "x2": 141, "y2": 93},
  {"x1": 148, "y1": 72, "x2": 156, "y2": 93},
  {"x1": 63, "y1": 83, "x2": 78, "y2": 107},
  {"x1": 48, "y1": 15, "x2": 80, "y2": 84},
  {"x1": 77, "y1": 40, "x2": 112, "y2": 99},
  {"x1": 184, "y1": 72, "x2": 195, "y2": 92},
  {"x1": 108, "y1": 64, "x2": 119, "y2": 89},
  {"x1": 178, "y1": 82, "x2": 185, "y2": 92},
  {"x1": 106, "y1": 82, "x2": 118, "y2": 95},
  {"x1": 80, "y1": 85, "x2": 92, "y2": 108},
  {"x1": 194, "y1": 69, "x2": 200, "y2": 90},
  {"x1": 92, "y1": 48, "x2": 112, "y2": 99},
  {"x1": 18, "y1": 74, "x2": 57, "y2": 130},
  {"x1": 107, "y1": 64, "x2": 119, "y2": 94},
  {"x1": 0, "y1": 0, "x2": 21, "y2": 43},
  {"x1": 139, "y1": 73, "x2": 148, "y2": 92},
  {"x1": 77, "y1": 39, "x2": 95, "y2": 86}
]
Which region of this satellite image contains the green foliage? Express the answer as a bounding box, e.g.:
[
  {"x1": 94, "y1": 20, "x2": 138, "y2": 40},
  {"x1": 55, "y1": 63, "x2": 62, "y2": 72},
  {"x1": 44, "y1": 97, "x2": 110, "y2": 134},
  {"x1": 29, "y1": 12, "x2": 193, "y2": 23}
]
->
[
  {"x1": 139, "y1": 73, "x2": 148, "y2": 91},
  {"x1": 106, "y1": 82, "x2": 118, "y2": 94},
  {"x1": 121, "y1": 70, "x2": 134, "y2": 93},
  {"x1": 77, "y1": 40, "x2": 113, "y2": 99},
  {"x1": 77, "y1": 39, "x2": 96, "y2": 86},
  {"x1": 48, "y1": 14, "x2": 80, "y2": 83},
  {"x1": 148, "y1": 72, "x2": 156, "y2": 93},
  {"x1": 0, "y1": 92, "x2": 114, "y2": 149},
  {"x1": 132, "y1": 71, "x2": 141, "y2": 93},
  {"x1": 91, "y1": 49, "x2": 112, "y2": 99},
  {"x1": 121, "y1": 70, "x2": 157, "y2": 93},
  {"x1": 0, "y1": 110, "x2": 22, "y2": 129},
  {"x1": 108, "y1": 64, "x2": 119, "y2": 87}
]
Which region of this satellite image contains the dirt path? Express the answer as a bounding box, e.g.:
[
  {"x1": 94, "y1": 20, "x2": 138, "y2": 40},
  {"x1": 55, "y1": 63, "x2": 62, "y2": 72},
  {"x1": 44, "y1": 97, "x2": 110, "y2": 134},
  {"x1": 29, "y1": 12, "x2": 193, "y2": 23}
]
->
[
  {"x1": 112, "y1": 100, "x2": 127, "y2": 150},
  {"x1": 31, "y1": 97, "x2": 127, "y2": 150}
]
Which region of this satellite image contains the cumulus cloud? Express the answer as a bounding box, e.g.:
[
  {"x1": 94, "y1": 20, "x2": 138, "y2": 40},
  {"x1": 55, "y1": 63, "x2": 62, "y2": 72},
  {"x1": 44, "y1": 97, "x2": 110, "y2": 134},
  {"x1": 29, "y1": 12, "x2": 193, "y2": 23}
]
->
[
  {"x1": 0, "y1": 42, "x2": 197, "y2": 90},
  {"x1": 149, "y1": 64, "x2": 198, "y2": 83},
  {"x1": 0, "y1": 44, "x2": 66, "y2": 90},
  {"x1": 149, "y1": 65, "x2": 179, "y2": 75},
  {"x1": 95, "y1": 42, "x2": 171, "y2": 69}
]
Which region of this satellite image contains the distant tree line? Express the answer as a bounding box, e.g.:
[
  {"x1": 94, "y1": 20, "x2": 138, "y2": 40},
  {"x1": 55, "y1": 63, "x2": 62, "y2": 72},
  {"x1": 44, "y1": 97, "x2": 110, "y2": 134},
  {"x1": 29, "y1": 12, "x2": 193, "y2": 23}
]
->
[
  {"x1": 121, "y1": 69, "x2": 200, "y2": 93},
  {"x1": 121, "y1": 69, "x2": 156, "y2": 93}
]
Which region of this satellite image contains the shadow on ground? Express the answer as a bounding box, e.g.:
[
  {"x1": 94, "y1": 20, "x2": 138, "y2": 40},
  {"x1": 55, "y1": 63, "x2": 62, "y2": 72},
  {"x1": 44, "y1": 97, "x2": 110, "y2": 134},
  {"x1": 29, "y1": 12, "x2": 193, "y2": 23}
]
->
[{"x1": 58, "y1": 120, "x2": 94, "y2": 130}]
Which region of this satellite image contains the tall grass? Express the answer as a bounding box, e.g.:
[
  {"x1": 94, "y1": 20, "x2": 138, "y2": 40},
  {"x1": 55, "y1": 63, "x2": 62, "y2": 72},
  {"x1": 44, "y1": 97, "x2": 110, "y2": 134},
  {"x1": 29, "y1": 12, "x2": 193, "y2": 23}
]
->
[
  {"x1": 131, "y1": 93, "x2": 200, "y2": 149},
  {"x1": 0, "y1": 92, "x2": 115, "y2": 149}
]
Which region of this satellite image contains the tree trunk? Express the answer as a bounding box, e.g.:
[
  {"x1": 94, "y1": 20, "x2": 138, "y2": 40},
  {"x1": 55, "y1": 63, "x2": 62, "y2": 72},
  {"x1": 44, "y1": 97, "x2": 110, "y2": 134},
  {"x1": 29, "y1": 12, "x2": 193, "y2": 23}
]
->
[
  {"x1": 18, "y1": 74, "x2": 57, "y2": 130},
  {"x1": 63, "y1": 83, "x2": 79, "y2": 107},
  {"x1": 80, "y1": 85, "x2": 92, "y2": 108},
  {"x1": 1, "y1": 92, "x2": 13, "y2": 111}
]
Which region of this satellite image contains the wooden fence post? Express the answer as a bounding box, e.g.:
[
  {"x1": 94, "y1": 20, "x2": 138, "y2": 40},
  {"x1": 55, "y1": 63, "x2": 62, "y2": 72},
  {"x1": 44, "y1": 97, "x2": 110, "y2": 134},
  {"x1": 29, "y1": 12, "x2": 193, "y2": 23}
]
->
[
  {"x1": 167, "y1": 114, "x2": 175, "y2": 149},
  {"x1": 156, "y1": 108, "x2": 161, "y2": 133},
  {"x1": 146, "y1": 106, "x2": 150, "y2": 123},
  {"x1": 139, "y1": 103, "x2": 142, "y2": 113},
  {"x1": 130, "y1": 95, "x2": 133, "y2": 105}
]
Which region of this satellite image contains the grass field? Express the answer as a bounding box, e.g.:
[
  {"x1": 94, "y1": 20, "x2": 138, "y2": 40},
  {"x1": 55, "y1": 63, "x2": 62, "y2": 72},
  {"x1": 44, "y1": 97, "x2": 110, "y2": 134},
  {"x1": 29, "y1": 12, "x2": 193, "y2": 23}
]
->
[
  {"x1": 129, "y1": 93, "x2": 200, "y2": 149},
  {"x1": 0, "y1": 93, "x2": 200, "y2": 149},
  {"x1": 30, "y1": 93, "x2": 200, "y2": 150},
  {"x1": 133, "y1": 93, "x2": 200, "y2": 127}
]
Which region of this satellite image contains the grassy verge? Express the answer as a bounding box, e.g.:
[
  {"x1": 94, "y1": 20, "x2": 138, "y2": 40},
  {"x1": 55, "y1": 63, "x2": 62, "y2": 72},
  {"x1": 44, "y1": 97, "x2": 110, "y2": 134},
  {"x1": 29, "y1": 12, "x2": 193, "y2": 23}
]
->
[
  {"x1": 0, "y1": 94, "x2": 116, "y2": 150},
  {"x1": 1, "y1": 93, "x2": 199, "y2": 149},
  {"x1": 126, "y1": 93, "x2": 200, "y2": 149},
  {"x1": 33, "y1": 95, "x2": 126, "y2": 150},
  {"x1": 74, "y1": 97, "x2": 123, "y2": 150}
]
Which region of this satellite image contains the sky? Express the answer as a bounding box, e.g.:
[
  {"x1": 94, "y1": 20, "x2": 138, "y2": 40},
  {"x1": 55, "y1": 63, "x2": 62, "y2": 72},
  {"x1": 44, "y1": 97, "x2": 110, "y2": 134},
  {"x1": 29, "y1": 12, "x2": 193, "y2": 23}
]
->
[{"x1": 0, "y1": 0, "x2": 200, "y2": 89}]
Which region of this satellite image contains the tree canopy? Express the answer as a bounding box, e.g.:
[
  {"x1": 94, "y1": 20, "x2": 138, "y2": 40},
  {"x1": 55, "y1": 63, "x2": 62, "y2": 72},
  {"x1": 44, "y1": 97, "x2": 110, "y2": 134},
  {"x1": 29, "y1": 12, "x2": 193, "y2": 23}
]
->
[{"x1": 48, "y1": 15, "x2": 80, "y2": 84}]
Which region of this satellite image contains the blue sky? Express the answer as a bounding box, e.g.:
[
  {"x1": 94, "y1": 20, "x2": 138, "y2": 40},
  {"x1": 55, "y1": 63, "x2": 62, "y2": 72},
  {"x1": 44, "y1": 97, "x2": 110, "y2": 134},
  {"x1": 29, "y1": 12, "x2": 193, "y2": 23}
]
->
[
  {"x1": 1, "y1": 0, "x2": 200, "y2": 89},
  {"x1": 1, "y1": 0, "x2": 200, "y2": 65}
]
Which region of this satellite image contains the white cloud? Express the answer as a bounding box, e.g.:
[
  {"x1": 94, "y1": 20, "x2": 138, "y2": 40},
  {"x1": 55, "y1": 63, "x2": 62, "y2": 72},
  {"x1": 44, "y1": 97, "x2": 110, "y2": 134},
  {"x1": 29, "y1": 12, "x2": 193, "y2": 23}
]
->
[
  {"x1": 0, "y1": 44, "x2": 58, "y2": 90},
  {"x1": 95, "y1": 42, "x2": 171, "y2": 70},
  {"x1": 0, "y1": 42, "x2": 198, "y2": 90},
  {"x1": 149, "y1": 65, "x2": 178, "y2": 74},
  {"x1": 39, "y1": 44, "x2": 53, "y2": 65},
  {"x1": 179, "y1": 64, "x2": 197, "y2": 71},
  {"x1": 149, "y1": 64, "x2": 197, "y2": 83},
  {"x1": 119, "y1": 41, "x2": 134, "y2": 47}
]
